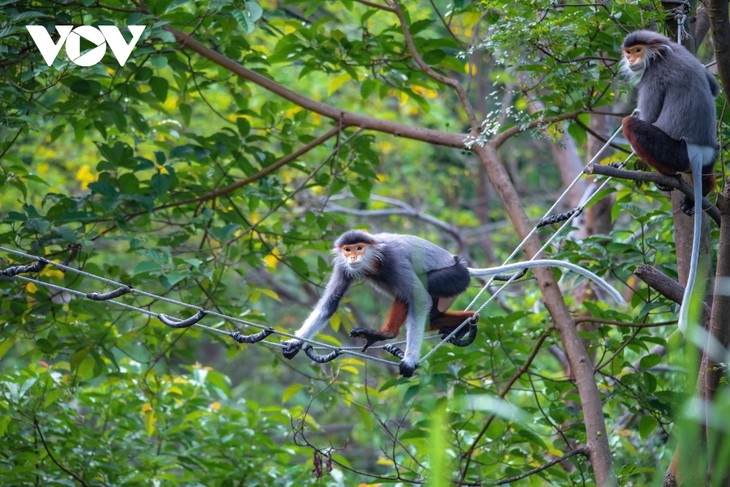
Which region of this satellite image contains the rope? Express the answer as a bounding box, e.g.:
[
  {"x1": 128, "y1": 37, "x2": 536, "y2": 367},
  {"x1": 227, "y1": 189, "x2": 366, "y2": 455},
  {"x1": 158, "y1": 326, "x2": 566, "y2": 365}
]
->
[
  {"x1": 419, "y1": 126, "x2": 634, "y2": 364},
  {"x1": 666, "y1": 0, "x2": 690, "y2": 44},
  {"x1": 0, "y1": 122, "x2": 633, "y2": 371},
  {"x1": 0, "y1": 246, "x2": 398, "y2": 367}
]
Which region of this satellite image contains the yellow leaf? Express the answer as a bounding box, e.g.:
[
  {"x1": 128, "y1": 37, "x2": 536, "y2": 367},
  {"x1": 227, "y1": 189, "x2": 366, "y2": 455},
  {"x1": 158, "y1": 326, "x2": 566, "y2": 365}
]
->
[
  {"x1": 25, "y1": 282, "x2": 37, "y2": 293},
  {"x1": 259, "y1": 288, "x2": 281, "y2": 302},
  {"x1": 263, "y1": 248, "x2": 280, "y2": 270},
  {"x1": 40, "y1": 268, "x2": 64, "y2": 279},
  {"x1": 413, "y1": 86, "x2": 439, "y2": 99},
  {"x1": 547, "y1": 447, "x2": 564, "y2": 457},
  {"x1": 143, "y1": 409, "x2": 157, "y2": 437},
  {"x1": 330, "y1": 312, "x2": 341, "y2": 332},
  {"x1": 283, "y1": 383, "x2": 303, "y2": 402},
  {"x1": 75, "y1": 165, "x2": 97, "y2": 190},
  {"x1": 377, "y1": 140, "x2": 394, "y2": 154},
  {"x1": 284, "y1": 107, "x2": 302, "y2": 119},
  {"x1": 339, "y1": 358, "x2": 365, "y2": 367},
  {"x1": 163, "y1": 94, "x2": 177, "y2": 110},
  {"x1": 328, "y1": 73, "x2": 351, "y2": 96}
]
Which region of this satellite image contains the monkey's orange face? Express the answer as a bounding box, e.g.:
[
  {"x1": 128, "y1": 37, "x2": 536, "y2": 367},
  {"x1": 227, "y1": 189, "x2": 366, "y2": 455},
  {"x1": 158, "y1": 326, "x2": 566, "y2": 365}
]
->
[
  {"x1": 340, "y1": 243, "x2": 367, "y2": 267},
  {"x1": 623, "y1": 45, "x2": 645, "y2": 68}
]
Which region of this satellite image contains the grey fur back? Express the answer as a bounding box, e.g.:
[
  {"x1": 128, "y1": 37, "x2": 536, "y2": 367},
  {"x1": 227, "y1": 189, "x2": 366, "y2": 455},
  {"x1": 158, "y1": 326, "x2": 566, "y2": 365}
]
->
[
  {"x1": 374, "y1": 233, "x2": 460, "y2": 272},
  {"x1": 628, "y1": 30, "x2": 719, "y2": 147}
]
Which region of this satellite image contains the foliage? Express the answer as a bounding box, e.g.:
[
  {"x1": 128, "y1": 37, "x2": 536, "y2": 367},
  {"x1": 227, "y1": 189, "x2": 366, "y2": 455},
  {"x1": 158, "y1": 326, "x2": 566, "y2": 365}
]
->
[{"x1": 1, "y1": 0, "x2": 729, "y2": 485}]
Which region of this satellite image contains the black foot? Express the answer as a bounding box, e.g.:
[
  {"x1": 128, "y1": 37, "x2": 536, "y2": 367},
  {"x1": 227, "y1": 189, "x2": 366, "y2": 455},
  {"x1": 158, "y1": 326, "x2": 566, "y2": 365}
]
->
[
  {"x1": 680, "y1": 195, "x2": 696, "y2": 216},
  {"x1": 399, "y1": 361, "x2": 417, "y2": 378},
  {"x1": 655, "y1": 182, "x2": 675, "y2": 192},
  {"x1": 437, "y1": 314, "x2": 479, "y2": 345},
  {"x1": 655, "y1": 174, "x2": 682, "y2": 193},
  {"x1": 281, "y1": 340, "x2": 303, "y2": 359},
  {"x1": 349, "y1": 328, "x2": 396, "y2": 351}
]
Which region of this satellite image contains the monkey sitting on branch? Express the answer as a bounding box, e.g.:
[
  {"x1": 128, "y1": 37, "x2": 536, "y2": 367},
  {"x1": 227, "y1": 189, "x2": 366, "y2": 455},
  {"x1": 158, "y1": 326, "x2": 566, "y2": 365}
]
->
[
  {"x1": 619, "y1": 30, "x2": 720, "y2": 332},
  {"x1": 281, "y1": 230, "x2": 624, "y2": 377}
]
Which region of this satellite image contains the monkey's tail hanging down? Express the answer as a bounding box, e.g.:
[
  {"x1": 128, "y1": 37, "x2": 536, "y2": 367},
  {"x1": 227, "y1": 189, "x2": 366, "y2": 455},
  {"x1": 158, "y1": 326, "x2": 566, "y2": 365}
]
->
[
  {"x1": 678, "y1": 148, "x2": 712, "y2": 333},
  {"x1": 467, "y1": 259, "x2": 626, "y2": 306}
]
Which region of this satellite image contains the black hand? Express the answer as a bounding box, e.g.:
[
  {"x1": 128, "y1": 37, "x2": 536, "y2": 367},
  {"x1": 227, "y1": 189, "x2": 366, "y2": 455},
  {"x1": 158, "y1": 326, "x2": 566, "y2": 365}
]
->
[
  {"x1": 281, "y1": 340, "x2": 303, "y2": 359},
  {"x1": 349, "y1": 328, "x2": 396, "y2": 351}
]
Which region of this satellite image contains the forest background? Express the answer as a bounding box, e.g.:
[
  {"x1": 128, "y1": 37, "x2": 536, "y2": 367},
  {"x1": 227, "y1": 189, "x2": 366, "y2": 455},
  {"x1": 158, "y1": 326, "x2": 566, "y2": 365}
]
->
[{"x1": 2, "y1": 0, "x2": 730, "y2": 486}]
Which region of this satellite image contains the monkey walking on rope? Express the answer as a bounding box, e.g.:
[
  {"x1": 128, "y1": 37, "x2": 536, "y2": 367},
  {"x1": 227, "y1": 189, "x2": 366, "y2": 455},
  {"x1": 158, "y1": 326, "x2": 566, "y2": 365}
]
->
[{"x1": 281, "y1": 230, "x2": 625, "y2": 377}]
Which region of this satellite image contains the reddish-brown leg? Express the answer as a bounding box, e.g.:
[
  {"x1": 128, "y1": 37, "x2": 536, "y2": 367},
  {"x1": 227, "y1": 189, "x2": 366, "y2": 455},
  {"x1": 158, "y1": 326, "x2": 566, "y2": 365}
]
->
[
  {"x1": 349, "y1": 299, "x2": 407, "y2": 351},
  {"x1": 380, "y1": 299, "x2": 408, "y2": 336},
  {"x1": 621, "y1": 116, "x2": 689, "y2": 175},
  {"x1": 429, "y1": 310, "x2": 475, "y2": 330}
]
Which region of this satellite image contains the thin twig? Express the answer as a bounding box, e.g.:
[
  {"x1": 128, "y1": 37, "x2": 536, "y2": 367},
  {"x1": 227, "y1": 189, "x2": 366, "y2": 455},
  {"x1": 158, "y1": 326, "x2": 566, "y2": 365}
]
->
[
  {"x1": 496, "y1": 446, "x2": 590, "y2": 485},
  {"x1": 33, "y1": 417, "x2": 89, "y2": 487}
]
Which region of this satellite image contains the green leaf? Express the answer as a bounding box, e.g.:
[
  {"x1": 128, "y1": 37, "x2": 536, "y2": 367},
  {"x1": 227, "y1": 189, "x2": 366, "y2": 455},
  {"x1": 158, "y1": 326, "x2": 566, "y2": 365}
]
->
[
  {"x1": 639, "y1": 353, "x2": 661, "y2": 369},
  {"x1": 349, "y1": 179, "x2": 372, "y2": 201},
  {"x1": 68, "y1": 78, "x2": 102, "y2": 97},
  {"x1": 180, "y1": 103, "x2": 192, "y2": 125},
  {"x1": 70, "y1": 347, "x2": 94, "y2": 379},
  {"x1": 133, "y1": 261, "x2": 162, "y2": 275},
  {"x1": 232, "y1": 1, "x2": 263, "y2": 34},
  {"x1": 639, "y1": 415, "x2": 658, "y2": 441},
  {"x1": 360, "y1": 78, "x2": 376, "y2": 99},
  {"x1": 236, "y1": 117, "x2": 251, "y2": 137},
  {"x1": 151, "y1": 173, "x2": 173, "y2": 196},
  {"x1": 150, "y1": 76, "x2": 169, "y2": 102},
  {"x1": 164, "y1": 271, "x2": 186, "y2": 287},
  {"x1": 0, "y1": 339, "x2": 14, "y2": 361}
]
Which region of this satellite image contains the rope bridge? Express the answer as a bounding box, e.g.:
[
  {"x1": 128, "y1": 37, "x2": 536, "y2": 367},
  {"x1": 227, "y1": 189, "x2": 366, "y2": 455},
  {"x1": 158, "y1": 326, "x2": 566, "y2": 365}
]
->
[{"x1": 0, "y1": 124, "x2": 631, "y2": 370}]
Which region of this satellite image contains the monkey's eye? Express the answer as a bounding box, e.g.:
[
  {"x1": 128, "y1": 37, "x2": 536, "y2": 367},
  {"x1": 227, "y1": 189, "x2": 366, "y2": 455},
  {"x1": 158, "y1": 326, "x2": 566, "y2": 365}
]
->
[{"x1": 356, "y1": 245, "x2": 364, "y2": 252}]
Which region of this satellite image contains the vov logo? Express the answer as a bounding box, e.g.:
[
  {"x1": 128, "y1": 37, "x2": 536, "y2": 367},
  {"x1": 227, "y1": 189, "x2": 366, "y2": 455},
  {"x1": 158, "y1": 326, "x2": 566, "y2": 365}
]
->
[{"x1": 26, "y1": 25, "x2": 146, "y2": 67}]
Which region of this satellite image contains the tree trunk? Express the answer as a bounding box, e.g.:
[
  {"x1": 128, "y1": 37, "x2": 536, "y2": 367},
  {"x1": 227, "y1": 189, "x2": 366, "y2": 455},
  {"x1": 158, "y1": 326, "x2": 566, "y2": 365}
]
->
[{"x1": 475, "y1": 143, "x2": 616, "y2": 486}]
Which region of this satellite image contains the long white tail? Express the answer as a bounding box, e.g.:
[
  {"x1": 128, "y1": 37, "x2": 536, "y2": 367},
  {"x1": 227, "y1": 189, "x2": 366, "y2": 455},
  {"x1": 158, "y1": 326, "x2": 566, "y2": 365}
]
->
[
  {"x1": 678, "y1": 145, "x2": 712, "y2": 333},
  {"x1": 468, "y1": 259, "x2": 626, "y2": 306}
]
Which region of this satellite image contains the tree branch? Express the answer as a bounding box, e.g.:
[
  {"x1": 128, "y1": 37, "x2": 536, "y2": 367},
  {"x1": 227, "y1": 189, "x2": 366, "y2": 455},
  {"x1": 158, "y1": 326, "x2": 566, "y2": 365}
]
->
[
  {"x1": 322, "y1": 195, "x2": 467, "y2": 254},
  {"x1": 635, "y1": 264, "x2": 712, "y2": 319},
  {"x1": 471, "y1": 141, "x2": 616, "y2": 486},
  {"x1": 490, "y1": 110, "x2": 582, "y2": 149},
  {"x1": 163, "y1": 26, "x2": 468, "y2": 148},
  {"x1": 164, "y1": 22, "x2": 616, "y2": 486},
  {"x1": 154, "y1": 126, "x2": 342, "y2": 211},
  {"x1": 389, "y1": 1, "x2": 479, "y2": 128},
  {"x1": 585, "y1": 163, "x2": 721, "y2": 225},
  {"x1": 460, "y1": 329, "x2": 553, "y2": 480},
  {"x1": 34, "y1": 417, "x2": 89, "y2": 487}
]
